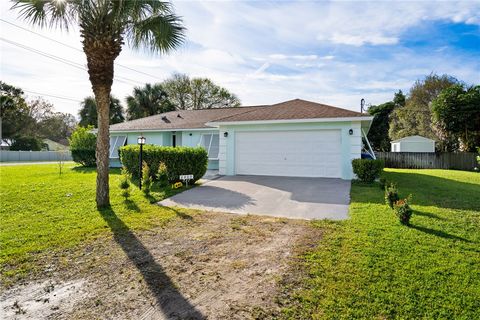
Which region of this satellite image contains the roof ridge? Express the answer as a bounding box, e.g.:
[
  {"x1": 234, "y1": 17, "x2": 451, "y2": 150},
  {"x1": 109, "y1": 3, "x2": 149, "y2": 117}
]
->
[
  {"x1": 273, "y1": 98, "x2": 363, "y2": 115},
  {"x1": 208, "y1": 105, "x2": 271, "y2": 122}
]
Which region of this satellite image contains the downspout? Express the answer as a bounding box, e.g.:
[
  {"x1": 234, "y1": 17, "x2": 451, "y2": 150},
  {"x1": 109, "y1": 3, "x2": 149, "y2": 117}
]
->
[{"x1": 362, "y1": 128, "x2": 376, "y2": 160}]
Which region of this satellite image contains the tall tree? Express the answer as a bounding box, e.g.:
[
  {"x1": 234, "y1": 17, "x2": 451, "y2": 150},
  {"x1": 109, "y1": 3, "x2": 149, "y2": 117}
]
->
[
  {"x1": 163, "y1": 74, "x2": 241, "y2": 110},
  {"x1": 367, "y1": 90, "x2": 405, "y2": 151},
  {"x1": 0, "y1": 81, "x2": 28, "y2": 142},
  {"x1": 389, "y1": 74, "x2": 459, "y2": 151},
  {"x1": 162, "y1": 73, "x2": 191, "y2": 110},
  {"x1": 126, "y1": 83, "x2": 175, "y2": 120},
  {"x1": 432, "y1": 85, "x2": 480, "y2": 151},
  {"x1": 79, "y1": 96, "x2": 125, "y2": 127},
  {"x1": 13, "y1": 1, "x2": 185, "y2": 207}
]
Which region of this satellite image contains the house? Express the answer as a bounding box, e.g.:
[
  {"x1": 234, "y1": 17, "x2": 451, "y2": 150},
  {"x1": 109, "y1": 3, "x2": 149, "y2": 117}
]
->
[
  {"x1": 109, "y1": 99, "x2": 374, "y2": 180},
  {"x1": 390, "y1": 135, "x2": 435, "y2": 153}
]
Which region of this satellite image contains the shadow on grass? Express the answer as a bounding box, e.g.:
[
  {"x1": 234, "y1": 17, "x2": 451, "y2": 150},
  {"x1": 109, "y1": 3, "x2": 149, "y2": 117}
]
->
[
  {"x1": 124, "y1": 199, "x2": 140, "y2": 212},
  {"x1": 98, "y1": 206, "x2": 204, "y2": 319},
  {"x1": 414, "y1": 210, "x2": 447, "y2": 221},
  {"x1": 382, "y1": 171, "x2": 480, "y2": 211},
  {"x1": 161, "y1": 206, "x2": 194, "y2": 220},
  {"x1": 410, "y1": 224, "x2": 472, "y2": 243}
]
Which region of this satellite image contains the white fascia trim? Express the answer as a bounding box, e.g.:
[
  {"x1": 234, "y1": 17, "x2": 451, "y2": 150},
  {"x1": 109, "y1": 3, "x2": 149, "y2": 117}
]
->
[
  {"x1": 206, "y1": 116, "x2": 374, "y2": 127},
  {"x1": 109, "y1": 128, "x2": 218, "y2": 134}
]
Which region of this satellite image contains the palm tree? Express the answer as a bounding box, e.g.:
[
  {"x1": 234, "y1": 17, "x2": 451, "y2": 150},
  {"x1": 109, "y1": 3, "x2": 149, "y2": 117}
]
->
[
  {"x1": 12, "y1": 1, "x2": 185, "y2": 207},
  {"x1": 79, "y1": 96, "x2": 125, "y2": 127},
  {"x1": 126, "y1": 83, "x2": 174, "y2": 120}
]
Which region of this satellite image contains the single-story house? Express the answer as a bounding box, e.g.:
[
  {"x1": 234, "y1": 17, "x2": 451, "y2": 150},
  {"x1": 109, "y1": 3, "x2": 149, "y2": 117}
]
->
[
  {"x1": 391, "y1": 135, "x2": 435, "y2": 153},
  {"x1": 109, "y1": 99, "x2": 374, "y2": 180}
]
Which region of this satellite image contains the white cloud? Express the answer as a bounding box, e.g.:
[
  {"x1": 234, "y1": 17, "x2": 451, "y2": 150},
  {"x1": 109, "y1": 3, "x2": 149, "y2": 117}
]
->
[{"x1": 0, "y1": 0, "x2": 479, "y2": 117}]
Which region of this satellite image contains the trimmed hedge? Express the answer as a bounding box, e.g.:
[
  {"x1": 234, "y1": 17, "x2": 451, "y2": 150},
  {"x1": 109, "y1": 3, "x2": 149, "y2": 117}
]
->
[
  {"x1": 119, "y1": 145, "x2": 208, "y2": 183},
  {"x1": 352, "y1": 158, "x2": 384, "y2": 183}
]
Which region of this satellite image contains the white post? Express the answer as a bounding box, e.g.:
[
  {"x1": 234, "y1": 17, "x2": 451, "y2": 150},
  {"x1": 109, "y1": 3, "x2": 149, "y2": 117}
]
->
[{"x1": 362, "y1": 128, "x2": 376, "y2": 160}]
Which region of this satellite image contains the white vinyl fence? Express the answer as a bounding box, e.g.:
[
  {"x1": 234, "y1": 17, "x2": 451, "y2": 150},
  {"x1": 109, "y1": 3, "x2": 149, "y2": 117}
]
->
[{"x1": 0, "y1": 150, "x2": 73, "y2": 162}]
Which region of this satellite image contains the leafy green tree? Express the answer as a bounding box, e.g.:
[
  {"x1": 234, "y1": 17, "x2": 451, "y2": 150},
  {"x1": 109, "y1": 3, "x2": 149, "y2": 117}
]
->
[
  {"x1": 368, "y1": 101, "x2": 396, "y2": 151},
  {"x1": 163, "y1": 74, "x2": 241, "y2": 110},
  {"x1": 10, "y1": 136, "x2": 43, "y2": 151},
  {"x1": 126, "y1": 83, "x2": 175, "y2": 120},
  {"x1": 13, "y1": 0, "x2": 185, "y2": 207},
  {"x1": 432, "y1": 85, "x2": 480, "y2": 151},
  {"x1": 389, "y1": 74, "x2": 459, "y2": 151},
  {"x1": 69, "y1": 126, "x2": 97, "y2": 167},
  {"x1": 79, "y1": 96, "x2": 125, "y2": 127},
  {"x1": 162, "y1": 73, "x2": 191, "y2": 110},
  {"x1": 0, "y1": 81, "x2": 29, "y2": 141}
]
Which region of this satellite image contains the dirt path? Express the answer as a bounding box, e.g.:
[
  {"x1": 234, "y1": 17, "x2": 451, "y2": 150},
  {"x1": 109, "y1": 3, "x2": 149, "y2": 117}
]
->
[{"x1": 1, "y1": 211, "x2": 321, "y2": 319}]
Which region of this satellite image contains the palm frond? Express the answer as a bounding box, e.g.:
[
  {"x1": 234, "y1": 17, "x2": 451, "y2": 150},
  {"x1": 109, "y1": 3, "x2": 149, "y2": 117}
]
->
[
  {"x1": 11, "y1": 0, "x2": 77, "y2": 30},
  {"x1": 127, "y1": 13, "x2": 185, "y2": 54}
]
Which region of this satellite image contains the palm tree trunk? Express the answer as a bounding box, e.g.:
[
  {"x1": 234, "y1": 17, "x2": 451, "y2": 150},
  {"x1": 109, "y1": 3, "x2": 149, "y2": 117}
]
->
[{"x1": 94, "y1": 86, "x2": 111, "y2": 207}]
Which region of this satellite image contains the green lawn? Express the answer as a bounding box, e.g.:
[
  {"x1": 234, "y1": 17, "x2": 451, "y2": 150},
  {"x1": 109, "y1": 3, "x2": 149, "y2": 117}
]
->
[
  {"x1": 0, "y1": 164, "x2": 190, "y2": 285},
  {"x1": 282, "y1": 169, "x2": 480, "y2": 319}
]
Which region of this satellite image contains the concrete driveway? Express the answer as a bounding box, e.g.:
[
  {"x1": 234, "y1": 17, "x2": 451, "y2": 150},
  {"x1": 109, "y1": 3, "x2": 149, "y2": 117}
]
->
[{"x1": 159, "y1": 175, "x2": 351, "y2": 220}]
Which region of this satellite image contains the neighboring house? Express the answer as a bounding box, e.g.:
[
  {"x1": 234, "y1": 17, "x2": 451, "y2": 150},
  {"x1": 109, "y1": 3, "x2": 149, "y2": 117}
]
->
[
  {"x1": 391, "y1": 135, "x2": 435, "y2": 153},
  {"x1": 0, "y1": 139, "x2": 12, "y2": 150},
  {"x1": 109, "y1": 99, "x2": 374, "y2": 180},
  {"x1": 42, "y1": 139, "x2": 69, "y2": 151}
]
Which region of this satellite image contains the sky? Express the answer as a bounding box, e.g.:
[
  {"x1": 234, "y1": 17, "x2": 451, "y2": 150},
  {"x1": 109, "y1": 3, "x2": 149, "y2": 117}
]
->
[{"x1": 0, "y1": 0, "x2": 479, "y2": 117}]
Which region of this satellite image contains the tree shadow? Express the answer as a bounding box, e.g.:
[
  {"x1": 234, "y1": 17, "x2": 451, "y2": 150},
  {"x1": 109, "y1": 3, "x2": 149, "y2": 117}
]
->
[
  {"x1": 381, "y1": 171, "x2": 480, "y2": 211},
  {"x1": 161, "y1": 206, "x2": 194, "y2": 220},
  {"x1": 414, "y1": 210, "x2": 447, "y2": 221},
  {"x1": 409, "y1": 224, "x2": 472, "y2": 243},
  {"x1": 98, "y1": 206, "x2": 204, "y2": 319},
  {"x1": 124, "y1": 199, "x2": 140, "y2": 212}
]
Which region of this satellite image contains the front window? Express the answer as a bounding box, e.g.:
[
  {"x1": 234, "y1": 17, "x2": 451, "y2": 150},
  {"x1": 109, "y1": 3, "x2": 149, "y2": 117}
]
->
[
  {"x1": 199, "y1": 133, "x2": 219, "y2": 159},
  {"x1": 109, "y1": 136, "x2": 127, "y2": 158}
]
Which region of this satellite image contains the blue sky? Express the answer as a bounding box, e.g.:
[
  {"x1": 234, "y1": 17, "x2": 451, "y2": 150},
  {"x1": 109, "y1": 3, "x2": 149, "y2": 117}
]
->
[{"x1": 0, "y1": 0, "x2": 479, "y2": 116}]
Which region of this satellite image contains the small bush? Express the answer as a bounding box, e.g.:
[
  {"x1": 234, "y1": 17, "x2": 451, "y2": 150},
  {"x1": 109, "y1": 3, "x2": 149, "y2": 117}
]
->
[
  {"x1": 385, "y1": 183, "x2": 400, "y2": 209},
  {"x1": 119, "y1": 145, "x2": 208, "y2": 183},
  {"x1": 141, "y1": 161, "x2": 152, "y2": 196},
  {"x1": 69, "y1": 126, "x2": 96, "y2": 167},
  {"x1": 352, "y1": 159, "x2": 384, "y2": 183},
  {"x1": 119, "y1": 167, "x2": 131, "y2": 200},
  {"x1": 393, "y1": 195, "x2": 413, "y2": 225},
  {"x1": 157, "y1": 162, "x2": 169, "y2": 187},
  {"x1": 379, "y1": 176, "x2": 388, "y2": 190}
]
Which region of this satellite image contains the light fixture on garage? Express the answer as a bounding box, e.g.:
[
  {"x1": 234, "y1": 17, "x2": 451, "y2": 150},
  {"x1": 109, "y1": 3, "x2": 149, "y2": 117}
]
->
[
  {"x1": 224, "y1": 132, "x2": 229, "y2": 138},
  {"x1": 349, "y1": 129, "x2": 354, "y2": 135}
]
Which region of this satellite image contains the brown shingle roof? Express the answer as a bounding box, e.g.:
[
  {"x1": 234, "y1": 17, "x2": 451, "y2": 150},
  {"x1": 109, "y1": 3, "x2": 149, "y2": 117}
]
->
[
  {"x1": 109, "y1": 106, "x2": 264, "y2": 131},
  {"x1": 110, "y1": 99, "x2": 365, "y2": 131},
  {"x1": 210, "y1": 99, "x2": 364, "y2": 123}
]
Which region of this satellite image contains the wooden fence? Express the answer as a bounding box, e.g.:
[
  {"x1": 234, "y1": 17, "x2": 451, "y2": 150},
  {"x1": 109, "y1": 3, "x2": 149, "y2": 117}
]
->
[{"x1": 375, "y1": 152, "x2": 478, "y2": 171}]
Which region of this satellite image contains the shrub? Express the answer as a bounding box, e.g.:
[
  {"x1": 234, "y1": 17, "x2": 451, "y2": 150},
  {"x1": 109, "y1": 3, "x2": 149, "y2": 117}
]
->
[
  {"x1": 141, "y1": 161, "x2": 152, "y2": 195},
  {"x1": 352, "y1": 159, "x2": 384, "y2": 183},
  {"x1": 10, "y1": 135, "x2": 43, "y2": 151},
  {"x1": 379, "y1": 176, "x2": 388, "y2": 190},
  {"x1": 393, "y1": 195, "x2": 413, "y2": 225},
  {"x1": 119, "y1": 145, "x2": 208, "y2": 183},
  {"x1": 157, "y1": 162, "x2": 169, "y2": 187},
  {"x1": 69, "y1": 126, "x2": 96, "y2": 167},
  {"x1": 385, "y1": 183, "x2": 400, "y2": 209},
  {"x1": 119, "y1": 167, "x2": 131, "y2": 200}
]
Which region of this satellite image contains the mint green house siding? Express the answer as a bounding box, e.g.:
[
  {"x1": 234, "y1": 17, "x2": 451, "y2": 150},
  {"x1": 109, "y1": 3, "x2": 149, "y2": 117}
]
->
[{"x1": 218, "y1": 121, "x2": 367, "y2": 180}]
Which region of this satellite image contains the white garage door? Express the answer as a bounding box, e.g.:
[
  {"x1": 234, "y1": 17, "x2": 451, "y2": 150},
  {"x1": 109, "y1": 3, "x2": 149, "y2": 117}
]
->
[{"x1": 235, "y1": 130, "x2": 342, "y2": 178}]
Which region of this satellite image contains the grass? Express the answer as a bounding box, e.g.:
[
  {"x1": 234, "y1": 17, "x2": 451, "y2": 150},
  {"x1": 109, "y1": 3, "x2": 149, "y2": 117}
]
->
[
  {"x1": 282, "y1": 169, "x2": 480, "y2": 319},
  {"x1": 0, "y1": 164, "x2": 192, "y2": 285}
]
